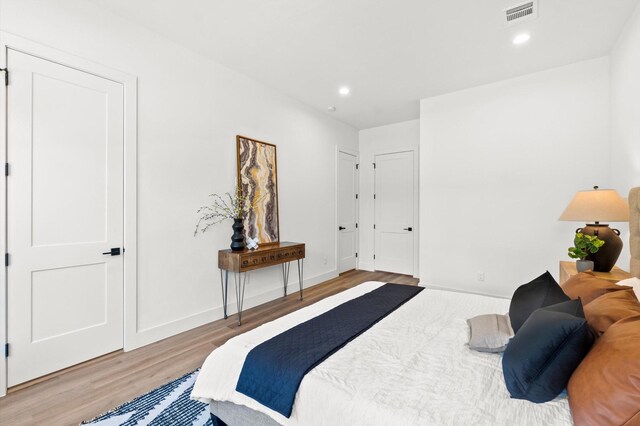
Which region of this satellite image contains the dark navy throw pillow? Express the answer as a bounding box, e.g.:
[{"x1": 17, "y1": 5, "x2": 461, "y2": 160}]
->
[
  {"x1": 508, "y1": 271, "x2": 569, "y2": 333},
  {"x1": 502, "y1": 299, "x2": 595, "y2": 403},
  {"x1": 542, "y1": 297, "x2": 584, "y2": 317}
]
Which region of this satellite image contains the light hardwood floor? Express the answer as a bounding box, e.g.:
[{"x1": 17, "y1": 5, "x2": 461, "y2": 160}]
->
[{"x1": 0, "y1": 270, "x2": 418, "y2": 426}]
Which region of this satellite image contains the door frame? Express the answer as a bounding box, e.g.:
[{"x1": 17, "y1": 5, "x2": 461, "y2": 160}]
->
[
  {"x1": 335, "y1": 147, "x2": 359, "y2": 274},
  {"x1": 373, "y1": 148, "x2": 419, "y2": 277},
  {"x1": 0, "y1": 32, "x2": 138, "y2": 396}
]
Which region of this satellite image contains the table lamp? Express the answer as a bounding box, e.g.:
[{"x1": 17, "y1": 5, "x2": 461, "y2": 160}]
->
[{"x1": 559, "y1": 186, "x2": 629, "y2": 272}]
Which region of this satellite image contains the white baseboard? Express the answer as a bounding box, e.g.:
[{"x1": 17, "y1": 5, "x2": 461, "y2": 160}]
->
[
  {"x1": 223, "y1": 269, "x2": 338, "y2": 317},
  {"x1": 125, "y1": 269, "x2": 339, "y2": 351},
  {"x1": 126, "y1": 307, "x2": 220, "y2": 350},
  {"x1": 421, "y1": 283, "x2": 511, "y2": 300},
  {"x1": 358, "y1": 261, "x2": 374, "y2": 271}
]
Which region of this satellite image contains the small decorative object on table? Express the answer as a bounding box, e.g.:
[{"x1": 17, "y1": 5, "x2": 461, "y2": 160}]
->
[
  {"x1": 246, "y1": 237, "x2": 259, "y2": 250},
  {"x1": 568, "y1": 232, "x2": 604, "y2": 272},
  {"x1": 194, "y1": 187, "x2": 253, "y2": 251}
]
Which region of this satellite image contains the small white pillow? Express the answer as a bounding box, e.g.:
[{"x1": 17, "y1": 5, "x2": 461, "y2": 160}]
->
[
  {"x1": 467, "y1": 313, "x2": 514, "y2": 353},
  {"x1": 617, "y1": 277, "x2": 640, "y2": 301}
]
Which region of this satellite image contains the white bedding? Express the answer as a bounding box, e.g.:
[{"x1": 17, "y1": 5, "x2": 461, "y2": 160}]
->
[{"x1": 192, "y1": 282, "x2": 573, "y2": 426}]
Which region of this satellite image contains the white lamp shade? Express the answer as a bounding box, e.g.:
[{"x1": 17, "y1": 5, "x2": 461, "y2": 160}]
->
[{"x1": 559, "y1": 188, "x2": 629, "y2": 222}]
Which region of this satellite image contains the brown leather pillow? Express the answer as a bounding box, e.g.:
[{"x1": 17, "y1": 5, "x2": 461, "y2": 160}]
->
[
  {"x1": 561, "y1": 272, "x2": 632, "y2": 304},
  {"x1": 568, "y1": 315, "x2": 640, "y2": 426},
  {"x1": 584, "y1": 289, "x2": 640, "y2": 336}
]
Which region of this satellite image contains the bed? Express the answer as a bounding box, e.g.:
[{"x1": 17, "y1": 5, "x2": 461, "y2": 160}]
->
[{"x1": 192, "y1": 187, "x2": 640, "y2": 426}]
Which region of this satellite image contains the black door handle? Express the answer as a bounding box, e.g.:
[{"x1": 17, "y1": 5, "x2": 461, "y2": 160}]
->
[
  {"x1": 338, "y1": 226, "x2": 346, "y2": 230},
  {"x1": 403, "y1": 227, "x2": 413, "y2": 232},
  {"x1": 102, "y1": 248, "x2": 121, "y2": 256}
]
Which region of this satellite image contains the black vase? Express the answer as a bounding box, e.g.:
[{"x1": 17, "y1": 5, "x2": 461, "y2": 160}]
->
[{"x1": 230, "y1": 218, "x2": 245, "y2": 251}]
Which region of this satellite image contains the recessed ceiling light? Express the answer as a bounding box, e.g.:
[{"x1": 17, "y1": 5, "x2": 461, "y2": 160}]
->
[
  {"x1": 339, "y1": 87, "x2": 350, "y2": 96},
  {"x1": 513, "y1": 33, "x2": 531, "y2": 45},
  {"x1": 328, "y1": 106, "x2": 336, "y2": 112}
]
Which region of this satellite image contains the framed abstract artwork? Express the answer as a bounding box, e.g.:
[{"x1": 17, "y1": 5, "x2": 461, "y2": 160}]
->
[{"x1": 236, "y1": 135, "x2": 280, "y2": 245}]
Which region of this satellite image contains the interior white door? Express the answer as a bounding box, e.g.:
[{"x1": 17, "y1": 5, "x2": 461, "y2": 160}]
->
[
  {"x1": 6, "y1": 49, "x2": 124, "y2": 386},
  {"x1": 337, "y1": 151, "x2": 358, "y2": 273},
  {"x1": 374, "y1": 151, "x2": 414, "y2": 275}
]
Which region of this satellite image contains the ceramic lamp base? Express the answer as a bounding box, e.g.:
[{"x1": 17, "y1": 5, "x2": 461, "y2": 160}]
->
[{"x1": 578, "y1": 224, "x2": 623, "y2": 272}]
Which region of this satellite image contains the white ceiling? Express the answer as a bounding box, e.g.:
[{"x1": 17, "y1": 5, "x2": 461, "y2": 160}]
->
[{"x1": 91, "y1": 0, "x2": 639, "y2": 129}]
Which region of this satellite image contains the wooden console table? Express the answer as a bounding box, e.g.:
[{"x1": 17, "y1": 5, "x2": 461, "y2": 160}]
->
[{"x1": 218, "y1": 242, "x2": 305, "y2": 325}]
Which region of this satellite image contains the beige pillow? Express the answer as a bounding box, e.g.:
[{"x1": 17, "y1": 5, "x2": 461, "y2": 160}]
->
[{"x1": 467, "y1": 314, "x2": 514, "y2": 353}]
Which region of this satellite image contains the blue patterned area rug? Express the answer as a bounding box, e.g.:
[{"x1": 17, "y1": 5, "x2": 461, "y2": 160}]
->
[{"x1": 81, "y1": 370, "x2": 212, "y2": 426}]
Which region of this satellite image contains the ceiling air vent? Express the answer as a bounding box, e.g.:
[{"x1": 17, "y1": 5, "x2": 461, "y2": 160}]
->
[{"x1": 504, "y1": 1, "x2": 537, "y2": 26}]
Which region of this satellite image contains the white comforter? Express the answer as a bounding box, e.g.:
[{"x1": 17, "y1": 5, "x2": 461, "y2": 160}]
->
[{"x1": 192, "y1": 282, "x2": 573, "y2": 426}]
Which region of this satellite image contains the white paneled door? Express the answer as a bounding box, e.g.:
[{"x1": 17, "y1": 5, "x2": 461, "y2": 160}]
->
[
  {"x1": 6, "y1": 49, "x2": 124, "y2": 386},
  {"x1": 374, "y1": 151, "x2": 414, "y2": 275},
  {"x1": 337, "y1": 151, "x2": 358, "y2": 273}
]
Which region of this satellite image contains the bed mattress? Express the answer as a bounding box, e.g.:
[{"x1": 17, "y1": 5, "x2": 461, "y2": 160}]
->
[{"x1": 192, "y1": 281, "x2": 573, "y2": 425}]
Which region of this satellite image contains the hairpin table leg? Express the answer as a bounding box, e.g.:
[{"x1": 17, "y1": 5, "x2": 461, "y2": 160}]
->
[
  {"x1": 282, "y1": 262, "x2": 291, "y2": 297},
  {"x1": 297, "y1": 259, "x2": 304, "y2": 301},
  {"x1": 220, "y1": 269, "x2": 229, "y2": 319},
  {"x1": 234, "y1": 271, "x2": 247, "y2": 325}
]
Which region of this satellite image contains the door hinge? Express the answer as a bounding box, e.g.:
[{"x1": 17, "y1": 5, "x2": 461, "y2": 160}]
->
[
  {"x1": 4, "y1": 253, "x2": 8, "y2": 267},
  {"x1": 4, "y1": 163, "x2": 8, "y2": 177},
  {"x1": 374, "y1": 194, "x2": 376, "y2": 199},
  {"x1": 355, "y1": 194, "x2": 358, "y2": 199},
  {"x1": 373, "y1": 162, "x2": 376, "y2": 169},
  {"x1": 374, "y1": 254, "x2": 376, "y2": 260},
  {"x1": 355, "y1": 252, "x2": 358, "y2": 258},
  {"x1": 0, "y1": 68, "x2": 7, "y2": 86},
  {"x1": 4, "y1": 343, "x2": 8, "y2": 358},
  {"x1": 356, "y1": 163, "x2": 359, "y2": 170},
  {"x1": 373, "y1": 224, "x2": 376, "y2": 229},
  {"x1": 356, "y1": 223, "x2": 358, "y2": 229}
]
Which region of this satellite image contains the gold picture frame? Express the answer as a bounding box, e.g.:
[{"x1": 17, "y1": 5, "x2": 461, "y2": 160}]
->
[{"x1": 236, "y1": 135, "x2": 280, "y2": 245}]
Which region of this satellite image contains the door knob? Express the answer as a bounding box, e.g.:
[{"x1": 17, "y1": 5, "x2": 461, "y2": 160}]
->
[
  {"x1": 102, "y1": 248, "x2": 121, "y2": 256},
  {"x1": 403, "y1": 227, "x2": 413, "y2": 232},
  {"x1": 338, "y1": 226, "x2": 346, "y2": 230}
]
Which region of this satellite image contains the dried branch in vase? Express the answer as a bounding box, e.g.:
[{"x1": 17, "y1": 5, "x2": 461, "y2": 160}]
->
[{"x1": 194, "y1": 188, "x2": 252, "y2": 236}]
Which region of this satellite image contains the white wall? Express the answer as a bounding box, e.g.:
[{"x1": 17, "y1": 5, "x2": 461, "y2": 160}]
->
[
  {"x1": 611, "y1": 3, "x2": 640, "y2": 196},
  {"x1": 420, "y1": 58, "x2": 611, "y2": 297},
  {"x1": 0, "y1": 0, "x2": 357, "y2": 349},
  {"x1": 358, "y1": 120, "x2": 420, "y2": 275},
  {"x1": 610, "y1": 3, "x2": 640, "y2": 270}
]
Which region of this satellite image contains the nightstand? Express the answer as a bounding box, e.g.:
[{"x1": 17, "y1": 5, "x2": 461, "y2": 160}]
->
[{"x1": 559, "y1": 261, "x2": 632, "y2": 285}]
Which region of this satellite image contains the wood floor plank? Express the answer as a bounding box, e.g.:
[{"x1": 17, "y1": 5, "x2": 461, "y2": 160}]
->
[{"x1": 0, "y1": 270, "x2": 417, "y2": 426}]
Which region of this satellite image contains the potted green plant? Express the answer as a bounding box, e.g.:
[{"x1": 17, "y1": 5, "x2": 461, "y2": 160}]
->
[
  {"x1": 194, "y1": 187, "x2": 252, "y2": 251},
  {"x1": 568, "y1": 232, "x2": 605, "y2": 272}
]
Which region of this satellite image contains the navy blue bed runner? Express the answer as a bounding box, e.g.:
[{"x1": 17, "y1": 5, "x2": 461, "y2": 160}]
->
[{"x1": 235, "y1": 283, "x2": 424, "y2": 417}]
